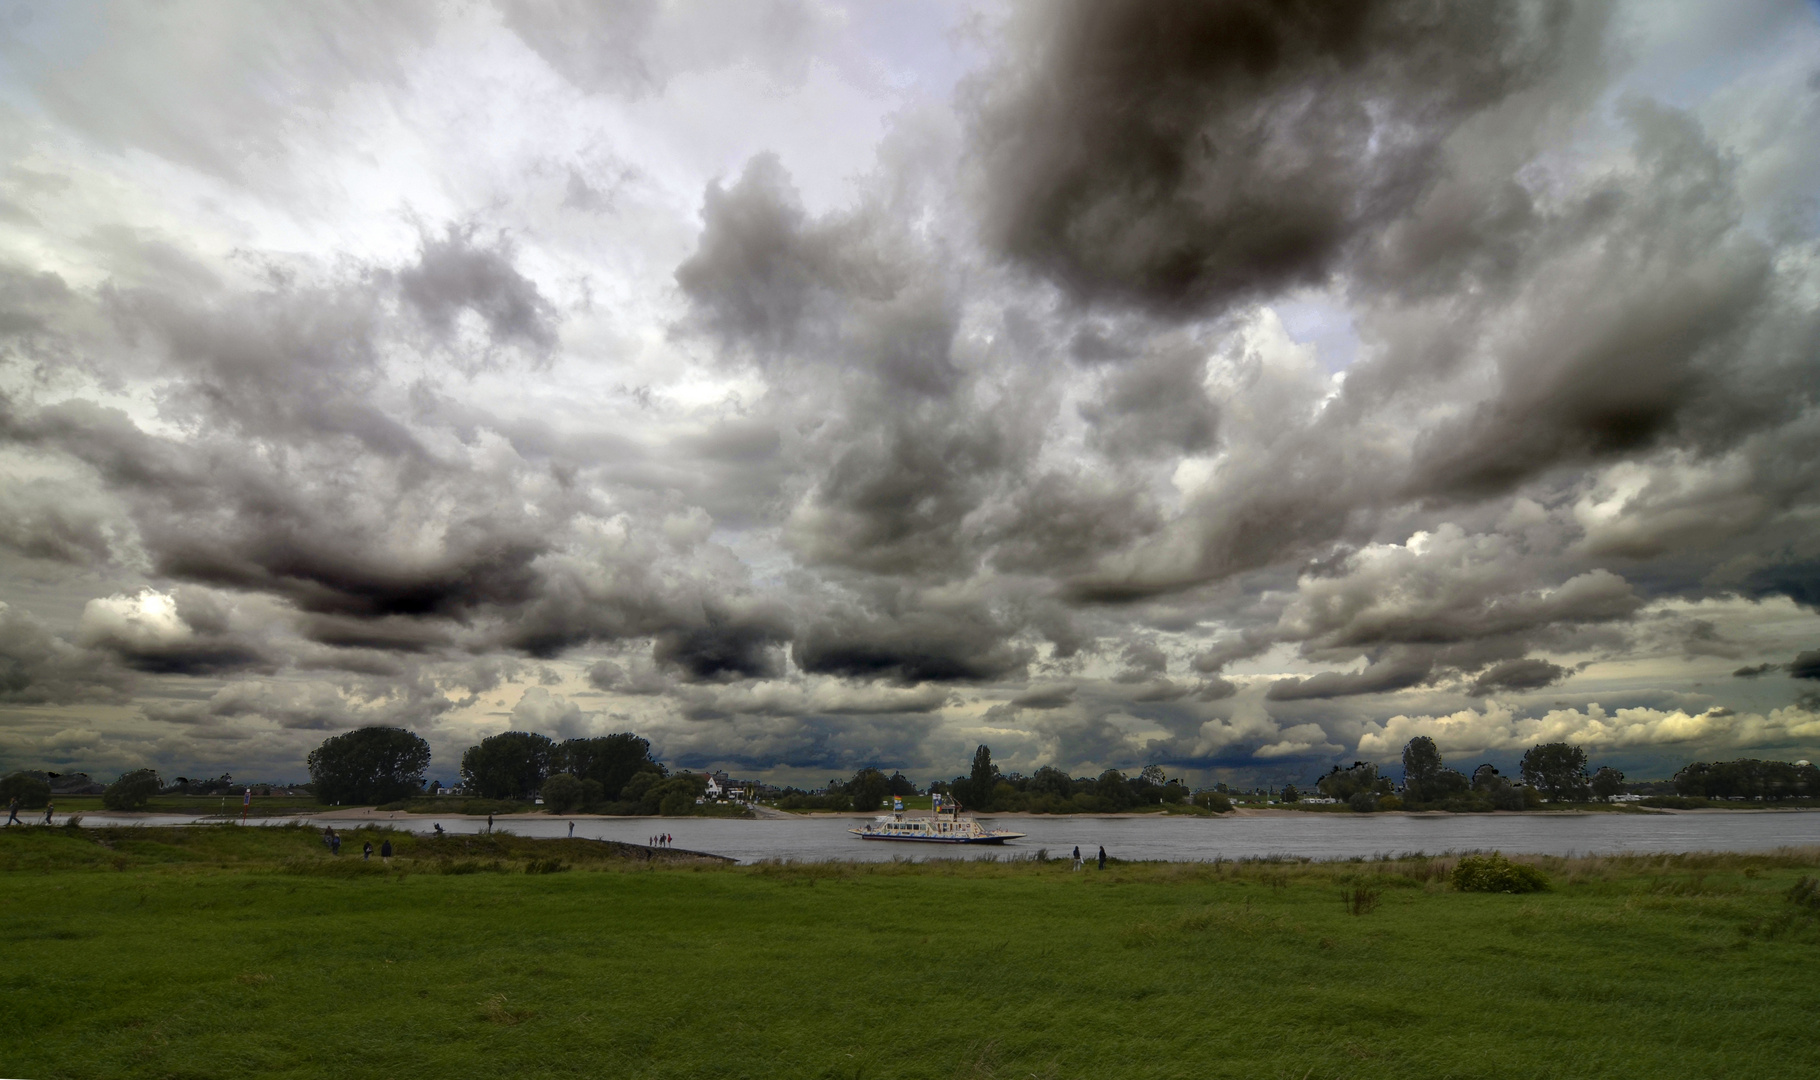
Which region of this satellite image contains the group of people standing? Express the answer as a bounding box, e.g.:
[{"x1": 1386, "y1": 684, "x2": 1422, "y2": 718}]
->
[
  {"x1": 649, "y1": 832, "x2": 674, "y2": 848},
  {"x1": 1070, "y1": 845, "x2": 1107, "y2": 871},
  {"x1": 318, "y1": 826, "x2": 393, "y2": 863}
]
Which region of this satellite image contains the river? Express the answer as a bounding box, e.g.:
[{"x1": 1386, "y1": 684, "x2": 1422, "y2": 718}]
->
[{"x1": 47, "y1": 809, "x2": 1820, "y2": 864}]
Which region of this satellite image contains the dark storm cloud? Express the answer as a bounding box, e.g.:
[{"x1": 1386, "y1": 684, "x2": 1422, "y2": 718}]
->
[
  {"x1": 793, "y1": 607, "x2": 1032, "y2": 685},
  {"x1": 1467, "y1": 657, "x2": 1570, "y2": 696},
  {"x1": 651, "y1": 602, "x2": 792, "y2": 682},
  {"x1": 397, "y1": 226, "x2": 559, "y2": 354},
  {"x1": 1266, "y1": 652, "x2": 1433, "y2": 701},
  {"x1": 970, "y1": 0, "x2": 1580, "y2": 314},
  {"x1": 0, "y1": 603, "x2": 132, "y2": 705},
  {"x1": 1792, "y1": 650, "x2": 1820, "y2": 681},
  {"x1": 1732, "y1": 662, "x2": 1779, "y2": 678},
  {"x1": 1078, "y1": 339, "x2": 1220, "y2": 458},
  {"x1": 1398, "y1": 106, "x2": 1790, "y2": 499}
]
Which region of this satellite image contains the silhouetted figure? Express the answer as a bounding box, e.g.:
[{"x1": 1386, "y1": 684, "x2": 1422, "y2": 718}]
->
[
  {"x1": 1098, "y1": 846, "x2": 1106, "y2": 870},
  {"x1": 433, "y1": 823, "x2": 445, "y2": 838},
  {"x1": 43, "y1": 801, "x2": 53, "y2": 825},
  {"x1": 568, "y1": 821, "x2": 574, "y2": 838},
  {"x1": 363, "y1": 841, "x2": 373, "y2": 861},
  {"x1": 487, "y1": 813, "x2": 494, "y2": 833},
  {"x1": 5, "y1": 797, "x2": 19, "y2": 827},
  {"x1": 380, "y1": 839, "x2": 393, "y2": 864}
]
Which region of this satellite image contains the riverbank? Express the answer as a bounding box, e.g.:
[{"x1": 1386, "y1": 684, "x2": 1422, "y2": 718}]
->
[{"x1": 3, "y1": 825, "x2": 1817, "y2": 1079}]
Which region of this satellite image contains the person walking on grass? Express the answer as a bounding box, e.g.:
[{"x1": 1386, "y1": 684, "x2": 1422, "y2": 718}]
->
[
  {"x1": 5, "y1": 797, "x2": 19, "y2": 827},
  {"x1": 487, "y1": 813, "x2": 494, "y2": 833},
  {"x1": 380, "y1": 839, "x2": 392, "y2": 864},
  {"x1": 363, "y1": 841, "x2": 372, "y2": 861},
  {"x1": 43, "y1": 800, "x2": 53, "y2": 825},
  {"x1": 1072, "y1": 846, "x2": 1082, "y2": 872},
  {"x1": 331, "y1": 832, "x2": 341, "y2": 855},
  {"x1": 568, "y1": 821, "x2": 574, "y2": 838},
  {"x1": 1098, "y1": 845, "x2": 1107, "y2": 871}
]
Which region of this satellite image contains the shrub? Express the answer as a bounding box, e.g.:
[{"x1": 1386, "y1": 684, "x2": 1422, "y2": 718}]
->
[
  {"x1": 1, "y1": 772, "x2": 51, "y2": 810},
  {"x1": 1376, "y1": 794, "x2": 1403, "y2": 811},
  {"x1": 658, "y1": 790, "x2": 696, "y2": 816},
  {"x1": 103, "y1": 769, "x2": 162, "y2": 811},
  {"x1": 1641, "y1": 795, "x2": 1711, "y2": 810},
  {"x1": 1341, "y1": 885, "x2": 1380, "y2": 915},
  {"x1": 540, "y1": 773, "x2": 584, "y2": 814},
  {"x1": 1348, "y1": 792, "x2": 1378, "y2": 813},
  {"x1": 1192, "y1": 791, "x2": 1233, "y2": 812},
  {"x1": 1788, "y1": 876, "x2": 1819, "y2": 910},
  {"x1": 524, "y1": 859, "x2": 569, "y2": 875},
  {"x1": 1452, "y1": 853, "x2": 1550, "y2": 893}
]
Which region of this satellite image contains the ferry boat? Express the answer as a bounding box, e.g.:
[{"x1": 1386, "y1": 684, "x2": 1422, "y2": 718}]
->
[{"x1": 849, "y1": 794, "x2": 1026, "y2": 845}]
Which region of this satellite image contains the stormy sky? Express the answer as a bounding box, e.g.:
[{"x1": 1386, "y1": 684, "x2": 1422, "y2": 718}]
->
[{"x1": 3, "y1": 0, "x2": 1819, "y2": 787}]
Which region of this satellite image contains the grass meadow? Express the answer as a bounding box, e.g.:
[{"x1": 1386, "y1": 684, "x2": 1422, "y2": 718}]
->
[{"x1": 3, "y1": 823, "x2": 1818, "y2": 1079}]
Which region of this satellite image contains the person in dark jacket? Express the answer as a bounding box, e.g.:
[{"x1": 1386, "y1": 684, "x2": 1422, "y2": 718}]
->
[
  {"x1": 380, "y1": 839, "x2": 393, "y2": 864},
  {"x1": 4, "y1": 797, "x2": 18, "y2": 827},
  {"x1": 1072, "y1": 846, "x2": 1082, "y2": 871},
  {"x1": 1098, "y1": 845, "x2": 1107, "y2": 870},
  {"x1": 362, "y1": 841, "x2": 372, "y2": 861}
]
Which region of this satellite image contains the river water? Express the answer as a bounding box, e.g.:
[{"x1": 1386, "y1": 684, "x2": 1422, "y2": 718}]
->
[{"x1": 49, "y1": 809, "x2": 1820, "y2": 864}]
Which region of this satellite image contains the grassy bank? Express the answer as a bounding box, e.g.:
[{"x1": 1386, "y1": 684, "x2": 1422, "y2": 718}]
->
[{"x1": 3, "y1": 825, "x2": 1817, "y2": 1079}]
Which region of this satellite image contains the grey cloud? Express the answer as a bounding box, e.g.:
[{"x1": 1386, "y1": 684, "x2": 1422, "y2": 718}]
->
[
  {"x1": 1792, "y1": 650, "x2": 1820, "y2": 681},
  {"x1": 0, "y1": 602, "x2": 133, "y2": 705},
  {"x1": 651, "y1": 602, "x2": 793, "y2": 682},
  {"x1": 1011, "y1": 684, "x2": 1075, "y2": 710},
  {"x1": 970, "y1": 0, "x2": 1579, "y2": 314},
  {"x1": 1267, "y1": 652, "x2": 1434, "y2": 701},
  {"x1": 1732, "y1": 662, "x2": 1779, "y2": 678},
  {"x1": 793, "y1": 607, "x2": 1032, "y2": 685},
  {"x1": 1079, "y1": 339, "x2": 1220, "y2": 458},
  {"x1": 1467, "y1": 657, "x2": 1570, "y2": 696},
  {"x1": 397, "y1": 226, "x2": 559, "y2": 355}
]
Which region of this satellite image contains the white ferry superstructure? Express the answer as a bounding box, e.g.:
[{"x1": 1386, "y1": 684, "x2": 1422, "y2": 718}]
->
[{"x1": 849, "y1": 800, "x2": 1025, "y2": 845}]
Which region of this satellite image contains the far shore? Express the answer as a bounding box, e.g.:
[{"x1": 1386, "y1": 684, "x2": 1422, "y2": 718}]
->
[{"x1": 61, "y1": 803, "x2": 1820, "y2": 822}]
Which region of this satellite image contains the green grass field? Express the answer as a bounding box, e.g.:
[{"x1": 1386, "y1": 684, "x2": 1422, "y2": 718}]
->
[{"x1": 3, "y1": 824, "x2": 1818, "y2": 1080}]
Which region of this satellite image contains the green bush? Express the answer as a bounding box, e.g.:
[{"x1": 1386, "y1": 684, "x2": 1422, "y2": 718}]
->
[
  {"x1": 541, "y1": 773, "x2": 585, "y2": 813},
  {"x1": 1641, "y1": 795, "x2": 1712, "y2": 810},
  {"x1": 1376, "y1": 794, "x2": 1403, "y2": 811},
  {"x1": 1192, "y1": 791, "x2": 1232, "y2": 812},
  {"x1": 1, "y1": 773, "x2": 51, "y2": 810},
  {"x1": 102, "y1": 769, "x2": 162, "y2": 811},
  {"x1": 1788, "y1": 876, "x2": 1819, "y2": 910},
  {"x1": 524, "y1": 858, "x2": 569, "y2": 875},
  {"x1": 1348, "y1": 792, "x2": 1378, "y2": 813},
  {"x1": 1452, "y1": 853, "x2": 1550, "y2": 893}
]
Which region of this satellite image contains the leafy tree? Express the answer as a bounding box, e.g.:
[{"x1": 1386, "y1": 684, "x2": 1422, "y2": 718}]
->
[
  {"x1": 620, "y1": 771, "x2": 661, "y2": 805},
  {"x1": 1590, "y1": 766, "x2": 1626, "y2": 802},
  {"x1": 1027, "y1": 766, "x2": 1074, "y2": 799},
  {"x1": 460, "y1": 731, "x2": 556, "y2": 800},
  {"x1": 1348, "y1": 791, "x2": 1379, "y2": 813},
  {"x1": 1674, "y1": 759, "x2": 1819, "y2": 801},
  {"x1": 1401, "y1": 737, "x2": 1469, "y2": 803},
  {"x1": 1139, "y1": 764, "x2": 1167, "y2": 787},
  {"x1": 1, "y1": 772, "x2": 51, "y2": 809},
  {"x1": 1520, "y1": 742, "x2": 1589, "y2": 803},
  {"x1": 102, "y1": 769, "x2": 161, "y2": 811},
  {"x1": 307, "y1": 727, "x2": 432, "y2": 805},
  {"x1": 885, "y1": 771, "x2": 917, "y2": 797},
  {"x1": 1094, "y1": 769, "x2": 1134, "y2": 810},
  {"x1": 1280, "y1": 783, "x2": 1300, "y2": 803},
  {"x1": 1402, "y1": 736, "x2": 1443, "y2": 792},
  {"x1": 556, "y1": 734, "x2": 661, "y2": 801},
  {"x1": 847, "y1": 768, "x2": 889, "y2": 812},
  {"x1": 969, "y1": 745, "x2": 999, "y2": 804},
  {"x1": 541, "y1": 773, "x2": 585, "y2": 813},
  {"x1": 1317, "y1": 762, "x2": 1379, "y2": 801}
]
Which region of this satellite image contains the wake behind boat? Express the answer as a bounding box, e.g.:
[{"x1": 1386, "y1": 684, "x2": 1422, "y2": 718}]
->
[{"x1": 850, "y1": 795, "x2": 1025, "y2": 845}]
